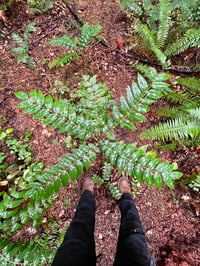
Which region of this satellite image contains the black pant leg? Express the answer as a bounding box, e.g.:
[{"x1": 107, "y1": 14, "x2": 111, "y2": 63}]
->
[
  {"x1": 114, "y1": 193, "x2": 149, "y2": 266},
  {"x1": 52, "y1": 190, "x2": 96, "y2": 266}
]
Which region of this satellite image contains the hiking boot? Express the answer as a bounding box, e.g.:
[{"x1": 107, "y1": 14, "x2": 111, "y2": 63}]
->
[
  {"x1": 118, "y1": 177, "x2": 131, "y2": 194},
  {"x1": 82, "y1": 176, "x2": 94, "y2": 193}
]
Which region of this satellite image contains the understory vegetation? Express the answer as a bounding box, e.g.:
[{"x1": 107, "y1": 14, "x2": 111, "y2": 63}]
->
[
  {"x1": 121, "y1": 0, "x2": 200, "y2": 69},
  {"x1": 0, "y1": 0, "x2": 199, "y2": 265}
]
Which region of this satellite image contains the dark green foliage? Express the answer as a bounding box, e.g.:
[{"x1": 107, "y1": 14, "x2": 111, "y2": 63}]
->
[
  {"x1": 92, "y1": 163, "x2": 122, "y2": 200},
  {"x1": 11, "y1": 22, "x2": 36, "y2": 70},
  {"x1": 140, "y1": 76, "x2": 200, "y2": 142},
  {"x1": 49, "y1": 23, "x2": 102, "y2": 68},
  {"x1": 121, "y1": 0, "x2": 200, "y2": 68},
  {"x1": 0, "y1": 0, "x2": 21, "y2": 11},
  {"x1": 101, "y1": 140, "x2": 181, "y2": 189},
  {"x1": 15, "y1": 71, "x2": 182, "y2": 190},
  {"x1": 0, "y1": 222, "x2": 65, "y2": 265},
  {"x1": 1, "y1": 70, "x2": 184, "y2": 263},
  {"x1": 188, "y1": 174, "x2": 200, "y2": 192},
  {"x1": 28, "y1": 0, "x2": 54, "y2": 13}
]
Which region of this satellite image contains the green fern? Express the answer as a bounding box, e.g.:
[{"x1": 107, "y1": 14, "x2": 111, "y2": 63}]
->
[
  {"x1": 156, "y1": 0, "x2": 172, "y2": 49},
  {"x1": 28, "y1": 0, "x2": 54, "y2": 13},
  {"x1": 165, "y1": 29, "x2": 200, "y2": 57},
  {"x1": 165, "y1": 90, "x2": 200, "y2": 107},
  {"x1": 141, "y1": 73, "x2": 200, "y2": 143},
  {"x1": 188, "y1": 174, "x2": 200, "y2": 192},
  {"x1": 140, "y1": 117, "x2": 200, "y2": 141},
  {"x1": 120, "y1": 0, "x2": 143, "y2": 16},
  {"x1": 107, "y1": 182, "x2": 122, "y2": 200},
  {"x1": 49, "y1": 23, "x2": 102, "y2": 68},
  {"x1": 11, "y1": 22, "x2": 36, "y2": 70},
  {"x1": 121, "y1": 0, "x2": 200, "y2": 68},
  {"x1": 177, "y1": 77, "x2": 200, "y2": 92},
  {"x1": 92, "y1": 163, "x2": 122, "y2": 200},
  {"x1": 134, "y1": 19, "x2": 169, "y2": 68}
]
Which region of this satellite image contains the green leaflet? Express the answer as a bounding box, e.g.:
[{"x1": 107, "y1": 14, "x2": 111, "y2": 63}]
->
[{"x1": 15, "y1": 91, "x2": 28, "y2": 100}]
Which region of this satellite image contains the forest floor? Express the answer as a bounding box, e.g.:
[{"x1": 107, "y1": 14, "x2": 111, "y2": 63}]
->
[{"x1": 0, "y1": 0, "x2": 200, "y2": 265}]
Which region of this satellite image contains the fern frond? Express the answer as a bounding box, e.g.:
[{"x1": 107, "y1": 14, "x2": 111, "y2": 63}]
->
[
  {"x1": 188, "y1": 173, "x2": 200, "y2": 192},
  {"x1": 188, "y1": 108, "x2": 200, "y2": 120},
  {"x1": 50, "y1": 35, "x2": 78, "y2": 49},
  {"x1": 155, "y1": 107, "x2": 183, "y2": 118},
  {"x1": 120, "y1": 0, "x2": 143, "y2": 15},
  {"x1": 134, "y1": 19, "x2": 168, "y2": 67},
  {"x1": 156, "y1": 0, "x2": 172, "y2": 48},
  {"x1": 11, "y1": 33, "x2": 27, "y2": 49},
  {"x1": 177, "y1": 77, "x2": 200, "y2": 92},
  {"x1": 79, "y1": 23, "x2": 102, "y2": 49},
  {"x1": 49, "y1": 52, "x2": 77, "y2": 68},
  {"x1": 101, "y1": 140, "x2": 182, "y2": 189},
  {"x1": 112, "y1": 70, "x2": 170, "y2": 130},
  {"x1": 102, "y1": 162, "x2": 113, "y2": 181},
  {"x1": 28, "y1": 0, "x2": 54, "y2": 13},
  {"x1": 92, "y1": 175, "x2": 104, "y2": 185},
  {"x1": 24, "y1": 22, "x2": 36, "y2": 42},
  {"x1": 165, "y1": 90, "x2": 200, "y2": 107},
  {"x1": 140, "y1": 117, "x2": 200, "y2": 141},
  {"x1": 165, "y1": 29, "x2": 200, "y2": 57},
  {"x1": 107, "y1": 182, "x2": 122, "y2": 200}
]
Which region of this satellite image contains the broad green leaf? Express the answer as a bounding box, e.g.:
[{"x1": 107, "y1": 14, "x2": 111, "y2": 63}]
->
[
  {"x1": 50, "y1": 118, "x2": 65, "y2": 129},
  {"x1": 41, "y1": 114, "x2": 57, "y2": 125},
  {"x1": 24, "y1": 189, "x2": 36, "y2": 198},
  {"x1": 143, "y1": 169, "x2": 154, "y2": 187},
  {"x1": 15, "y1": 91, "x2": 28, "y2": 100},
  {"x1": 45, "y1": 95, "x2": 53, "y2": 109},
  {"x1": 112, "y1": 106, "x2": 123, "y2": 121},
  {"x1": 69, "y1": 166, "x2": 77, "y2": 181},
  {"x1": 117, "y1": 158, "x2": 126, "y2": 174},
  {"x1": 51, "y1": 164, "x2": 65, "y2": 172},
  {"x1": 164, "y1": 176, "x2": 174, "y2": 189},
  {"x1": 33, "y1": 109, "x2": 49, "y2": 119},
  {"x1": 45, "y1": 184, "x2": 54, "y2": 198},
  {"x1": 0, "y1": 239, "x2": 10, "y2": 250},
  {"x1": 30, "y1": 90, "x2": 37, "y2": 101},
  {"x1": 10, "y1": 223, "x2": 23, "y2": 233},
  {"x1": 17, "y1": 100, "x2": 32, "y2": 108},
  {"x1": 83, "y1": 158, "x2": 90, "y2": 170},
  {"x1": 54, "y1": 179, "x2": 62, "y2": 193},
  {"x1": 76, "y1": 161, "x2": 83, "y2": 176},
  {"x1": 2, "y1": 210, "x2": 18, "y2": 219},
  {"x1": 36, "y1": 91, "x2": 45, "y2": 105},
  {"x1": 134, "y1": 165, "x2": 143, "y2": 182},
  {"x1": 137, "y1": 73, "x2": 148, "y2": 91},
  {"x1": 9, "y1": 199, "x2": 24, "y2": 209},
  {"x1": 61, "y1": 173, "x2": 69, "y2": 186},
  {"x1": 120, "y1": 96, "x2": 130, "y2": 114},
  {"x1": 153, "y1": 172, "x2": 162, "y2": 188},
  {"x1": 23, "y1": 105, "x2": 40, "y2": 114},
  {"x1": 120, "y1": 119, "x2": 137, "y2": 130}
]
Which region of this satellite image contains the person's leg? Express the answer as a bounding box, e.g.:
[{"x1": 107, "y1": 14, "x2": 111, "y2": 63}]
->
[
  {"x1": 52, "y1": 178, "x2": 96, "y2": 266},
  {"x1": 114, "y1": 179, "x2": 149, "y2": 266}
]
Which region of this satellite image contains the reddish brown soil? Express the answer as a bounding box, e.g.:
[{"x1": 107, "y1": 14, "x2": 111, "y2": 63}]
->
[{"x1": 0, "y1": 1, "x2": 200, "y2": 265}]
